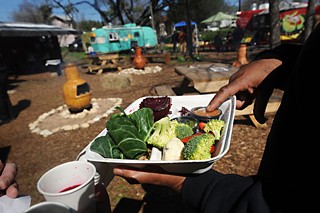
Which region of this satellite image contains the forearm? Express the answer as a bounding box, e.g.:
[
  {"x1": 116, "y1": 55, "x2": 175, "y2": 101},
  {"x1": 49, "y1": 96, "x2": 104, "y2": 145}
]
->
[{"x1": 181, "y1": 170, "x2": 269, "y2": 212}]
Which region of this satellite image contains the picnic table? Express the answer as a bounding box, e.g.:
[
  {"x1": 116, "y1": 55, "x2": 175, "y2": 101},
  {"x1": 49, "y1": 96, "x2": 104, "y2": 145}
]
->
[
  {"x1": 174, "y1": 63, "x2": 238, "y2": 93},
  {"x1": 87, "y1": 53, "x2": 123, "y2": 74}
]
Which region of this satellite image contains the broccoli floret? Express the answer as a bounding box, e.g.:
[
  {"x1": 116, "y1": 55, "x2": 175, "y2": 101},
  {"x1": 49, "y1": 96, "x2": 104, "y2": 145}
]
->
[
  {"x1": 147, "y1": 116, "x2": 176, "y2": 149},
  {"x1": 203, "y1": 119, "x2": 225, "y2": 140},
  {"x1": 182, "y1": 133, "x2": 215, "y2": 160},
  {"x1": 170, "y1": 120, "x2": 194, "y2": 139}
]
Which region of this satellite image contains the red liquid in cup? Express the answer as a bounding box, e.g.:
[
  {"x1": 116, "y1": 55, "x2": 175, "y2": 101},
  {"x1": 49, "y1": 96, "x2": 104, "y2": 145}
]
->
[{"x1": 60, "y1": 184, "x2": 81, "y2": 193}]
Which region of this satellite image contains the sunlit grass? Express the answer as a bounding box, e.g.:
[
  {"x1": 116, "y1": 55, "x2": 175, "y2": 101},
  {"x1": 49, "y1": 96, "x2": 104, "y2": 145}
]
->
[{"x1": 61, "y1": 47, "x2": 87, "y2": 64}]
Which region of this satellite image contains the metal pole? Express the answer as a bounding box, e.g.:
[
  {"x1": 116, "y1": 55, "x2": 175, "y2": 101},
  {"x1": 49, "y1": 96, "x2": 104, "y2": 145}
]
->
[
  {"x1": 149, "y1": 3, "x2": 155, "y2": 30},
  {"x1": 149, "y1": 2, "x2": 158, "y2": 45}
]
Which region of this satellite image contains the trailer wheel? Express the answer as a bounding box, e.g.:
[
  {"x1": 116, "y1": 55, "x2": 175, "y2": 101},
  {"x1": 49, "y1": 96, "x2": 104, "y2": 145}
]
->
[
  {"x1": 130, "y1": 48, "x2": 136, "y2": 54},
  {"x1": 130, "y1": 41, "x2": 138, "y2": 53}
]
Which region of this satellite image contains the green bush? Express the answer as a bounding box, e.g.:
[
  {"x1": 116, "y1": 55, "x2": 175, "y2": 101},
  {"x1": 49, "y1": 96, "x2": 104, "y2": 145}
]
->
[
  {"x1": 199, "y1": 27, "x2": 234, "y2": 43},
  {"x1": 61, "y1": 47, "x2": 87, "y2": 64}
]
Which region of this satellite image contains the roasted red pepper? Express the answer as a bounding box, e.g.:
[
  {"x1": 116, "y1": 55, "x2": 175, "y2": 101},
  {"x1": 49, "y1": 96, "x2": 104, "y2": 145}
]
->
[
  {"x1": 181, "y1": 132, "x2": 203, "y2": 143},
  {"x1": 210, "y1": 145, "x2": 215, "y2": 153},
  {"x1": 198, "y1": 122, "x2": 206, "y2": 131}
]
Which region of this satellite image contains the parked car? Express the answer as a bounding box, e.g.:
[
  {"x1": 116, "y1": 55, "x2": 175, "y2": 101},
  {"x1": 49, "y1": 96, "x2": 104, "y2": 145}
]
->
[{"x1": 68, "y1": 38, "x2": 83, "y2": 52}]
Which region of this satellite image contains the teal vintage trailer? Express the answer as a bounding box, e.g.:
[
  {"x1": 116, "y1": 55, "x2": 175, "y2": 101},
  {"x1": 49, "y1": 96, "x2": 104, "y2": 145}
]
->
[{"x1": 89, "y1": 23, "x2": 157, "y2": 53}]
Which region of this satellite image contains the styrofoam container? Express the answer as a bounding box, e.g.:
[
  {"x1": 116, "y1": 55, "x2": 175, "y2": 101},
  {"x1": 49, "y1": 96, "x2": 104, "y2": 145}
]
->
[
  {"x1": 37, "y1": 161, "x2": 96, "y2": 213},
  {"x1": 24, "y1": 201, "x2": 71, "y2": 213},
  {"x1": 77, "y1": 94, "x2": 235, "y2": 183}
]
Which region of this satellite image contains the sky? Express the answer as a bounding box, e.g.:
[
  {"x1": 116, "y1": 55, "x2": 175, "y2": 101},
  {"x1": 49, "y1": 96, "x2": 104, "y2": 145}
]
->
[
  {"x1": 0, "y1": 0, "x2": 102, "y2": 22},
  {"x1": 0, "y1": 0, "x2": 241, "y2": 23}
]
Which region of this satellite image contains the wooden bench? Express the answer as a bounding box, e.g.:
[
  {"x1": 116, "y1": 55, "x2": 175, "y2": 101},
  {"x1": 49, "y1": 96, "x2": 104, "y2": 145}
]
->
[
  {"x1": 154, "y1": 85, "x2": 176, "y2": 96},
  {"x1": 235, "y1": 95, "x2": 282, "y2": 128},
  {"x1": 87, "y1": 53, "x2": 123, "y2": 74}
]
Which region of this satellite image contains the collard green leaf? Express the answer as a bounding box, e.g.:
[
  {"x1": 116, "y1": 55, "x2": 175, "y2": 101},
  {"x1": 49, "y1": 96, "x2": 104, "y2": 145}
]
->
[
  {"x1": 128, "y1": 107, "x2": 154, "y2": 141},
  {"x1": 106, "y1": 109, "x2": 151, "y2": 159},
  {"x1": 107, "y1": 116, "x2": 143, "y2": 142},
  {"x1": 90, "y1": 135, "x2": 124, "y2": 159}
]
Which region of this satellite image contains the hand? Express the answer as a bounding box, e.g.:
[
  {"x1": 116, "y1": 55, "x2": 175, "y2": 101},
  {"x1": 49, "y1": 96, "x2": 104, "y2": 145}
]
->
[
  {"x1": 0, "y1": 160, "x2": 19, "y2": 198},
  {"x1": 206, "y1": 59, "x2": 282, "y2": 123},
  {"x1": 113, "y1": 167, "x2": 186, "y2": 193}
]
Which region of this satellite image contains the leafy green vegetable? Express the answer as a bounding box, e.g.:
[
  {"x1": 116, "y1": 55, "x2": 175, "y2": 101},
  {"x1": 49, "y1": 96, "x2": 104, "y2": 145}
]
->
[
  {"x1": 106, "y1": 107, "x2": 154, "y2": 159},
  {"x1": 90, "y1": 135, "x2": 124, "y2": 159},
  {"x1": 128, "y1": 107, "x2": 154, "y2": 141}
]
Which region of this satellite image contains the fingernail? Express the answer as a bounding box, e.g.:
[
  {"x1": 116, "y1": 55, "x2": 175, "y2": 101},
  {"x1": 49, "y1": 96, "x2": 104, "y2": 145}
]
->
[
  {"x1": 113, "y1": 168, "x2": 123, "y2": 176},
  {"x1": 0, "y1": 178, "x2": 7, "y2": 189}
]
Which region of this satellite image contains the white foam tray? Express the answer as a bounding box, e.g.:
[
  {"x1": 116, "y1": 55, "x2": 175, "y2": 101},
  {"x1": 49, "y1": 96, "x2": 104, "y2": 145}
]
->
[{"x1": 77, "y1": 94, "x2": 235, "y2": 184}]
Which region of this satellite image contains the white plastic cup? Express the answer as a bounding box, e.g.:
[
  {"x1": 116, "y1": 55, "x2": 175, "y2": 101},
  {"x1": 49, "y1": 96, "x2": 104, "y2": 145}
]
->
[
  {"x1": 37, "y1": 161, "x2": 96, "y2": 213},
  {"x1": 24, "y1": 201, "x2": 72, "y2": 213}
]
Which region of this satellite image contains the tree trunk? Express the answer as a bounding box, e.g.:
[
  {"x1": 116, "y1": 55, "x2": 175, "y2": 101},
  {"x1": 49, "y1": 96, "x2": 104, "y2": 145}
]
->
[
  {"x1": 185, "y1": 0, "x2": 193, "y2": 58},
  {"x1": 269, "y1": 0, "x2": 281, "y2": 49},
  {"x1": 303, "y1": 0, "x2": 317, "y2": 43}
]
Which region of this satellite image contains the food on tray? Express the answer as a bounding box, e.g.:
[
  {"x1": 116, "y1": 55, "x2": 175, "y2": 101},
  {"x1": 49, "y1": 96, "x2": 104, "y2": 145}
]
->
[
  {"x1": 182, "y1": 133, "x2": 216, "y2": 160},
  {"x1": 171, "y1": 119, "x2": 194, "y2": 139},
  {"x1": 90, "y1": 134, "x2": 124, "y2": 159},
  {"x1": 202, "y1": 119, "x2": 225, "y2": 140},
  {"x1": 190, "y1": 106, "x2": 222, "y2": 122},
  {"x1": 192, "y1": 107, "x2": 221, "y2": 117},
  {"x1": 90, "y1": 102, "x2": 225, "y2": 161},
  {"x1": 139, "y1": 96, "x2": 172, "y2": 121},
  {"x1": 162, "y1": 138, "x2": 184, "y2": 161},
  {"x1": 147, "y1": 116, "x2": 176, "y2": 149},
  {"x1": 145, "y1": 116, "x2": 195, "y2": 149},
  {"x1": 178, "y1": 107, "x2": 191, "y2": 116},
  {"x1": 170, "y1": 116, "x2": 198, "y2": 134},
  {"x1": 92, "y1": 107, "x2": 153, "y2": 160},
  {"x1": 79, "y1": 94, "x2": 235, "y2": 174}
]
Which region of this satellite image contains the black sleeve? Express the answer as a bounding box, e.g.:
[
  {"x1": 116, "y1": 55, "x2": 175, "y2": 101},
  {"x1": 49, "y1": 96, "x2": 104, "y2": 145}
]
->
[
  {"x1": 253, "y1": 43, "x2": 303, "y2": 90},
  {"x1": 181, "y1": 44, "x2": 304, "y2": 213},
  {"x1": 253, "y1": 43, "x2": 302, "y2": 62},
  {"x1": 182, "y1": 24, "x2": 320, "y2": 213},
  {"x1": 181, "y1": 170, "x2": 270, "y2": 212}
]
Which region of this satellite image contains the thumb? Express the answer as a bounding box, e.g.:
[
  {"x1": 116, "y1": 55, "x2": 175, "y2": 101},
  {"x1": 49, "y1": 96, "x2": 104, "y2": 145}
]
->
[{"x1": 253, "y1": 87, "x2": 274, "y2": 124}]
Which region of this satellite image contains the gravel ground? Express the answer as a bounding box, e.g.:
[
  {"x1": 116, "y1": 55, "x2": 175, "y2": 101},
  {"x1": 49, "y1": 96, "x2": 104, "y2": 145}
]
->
[{"x1": 0, "y1": 50, "x2": 279, "y2": 212}]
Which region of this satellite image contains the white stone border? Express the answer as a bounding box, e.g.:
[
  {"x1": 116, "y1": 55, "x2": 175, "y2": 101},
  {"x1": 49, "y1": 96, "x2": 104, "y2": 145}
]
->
[
  {"x1": 28, "y1": 98, "x2": 122, "y2": 137},
  {"x1": 119, "y1": 65, "x2": 162, "y2": 75}
]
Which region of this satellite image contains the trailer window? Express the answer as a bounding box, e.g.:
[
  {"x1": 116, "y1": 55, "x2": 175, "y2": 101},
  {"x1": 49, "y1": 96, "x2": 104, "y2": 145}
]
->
[
  {"x1": 134, "y1": 32, "x2": 140, "y2": 37},
  {"x1": 90, "y1": 36, "x2": 106, "y2": 44},
  {"x1": 108, "y1": 33, "x2": 120, "y2": 41}
]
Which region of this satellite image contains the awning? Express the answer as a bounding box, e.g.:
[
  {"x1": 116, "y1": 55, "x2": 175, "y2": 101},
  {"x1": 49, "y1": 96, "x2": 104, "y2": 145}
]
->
[
  {"x1": 174, "y1": 21, "x2": 196, "y2": 28},
  {"x1": 0, "y1": 22, "x2": 82, "y2": 37},
  {"x1": 236, "y1": 9, "x2": 265, "y2": 29},
  {"x1": 201, "y1": 12, "x2": 237, "y2": 23}
]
